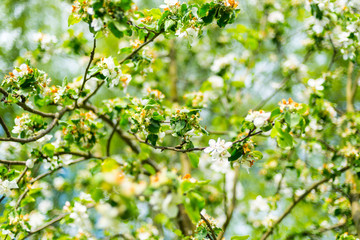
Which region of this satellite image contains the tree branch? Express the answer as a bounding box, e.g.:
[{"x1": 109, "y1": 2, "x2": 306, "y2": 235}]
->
[
  {"x1": 217, "y1": 167, "x2": 239, "y2": 240},
  {"x1": 0, "y1": 159, "x2": 26, "y2": 165},
  {"x1": 0, "y1": 107, "x2": 69, "y2": 143},
  {"x1": 260, "y1": 165, "x2": 350, "y2": 240},
  {"x1": 130, "y1": 128, "x2": 262, "y2": 153},
  {"x1": 0, "y1": 87, "x2": 56, "y2": 118}
]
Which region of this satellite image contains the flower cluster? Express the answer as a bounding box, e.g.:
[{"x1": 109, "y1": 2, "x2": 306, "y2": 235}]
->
[
  {"x1": 340, "y1": 144, "x2": 359, "y2": 159},
  {"x1": 305, "y1": 0, "x2": 360, "y2": 60},
  {"x1": 183, "y1": 91, "x2": 208, "y2": 108},
  {"x1": 135, "y1": 224, "x2": 160, "y2": 240},
  {"x1": 69, "y1": 0, "x2": 133, "y2": 37},
  {"x1": 33, "y1": 32, "x2": 57, "y2": 51},
  {"x1": 95, "y1": 57, "x2": 132, "y2": 90},
  {"x1": 278, "y1": 98, "x2": 302, "y2": 112},
  {"x1": 1, "y1": 64, "x2": 51, "y2": 103},
  {"x1": 245, "y1": 110, "x2": 271, "y2": 128},
  {"x1": 61, "y1": 110, "x2": 104, "y2": 150},
  {"x1": 12, "y1": 113, "x2": 46, "y2": 138}
]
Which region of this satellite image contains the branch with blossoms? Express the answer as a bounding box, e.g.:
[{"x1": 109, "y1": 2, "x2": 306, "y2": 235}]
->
[{"x1": 130, "y1": 126, "x2": 262, "y2": 153}]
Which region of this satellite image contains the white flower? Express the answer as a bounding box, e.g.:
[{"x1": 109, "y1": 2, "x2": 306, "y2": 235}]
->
[
  {"x1": 38, "y1": 199, "x2": 53, "y2": 213},
  {"x1": 53, "y1": 177, "x2": 65, "y2": 190},
  {"x1": 91, "y1": 18, "x2": 103, "y2": 32},
  {"x1": 282, "y1": 55, "x2": 300, "y2": 71},
  {"x1": 175, "y1": 29, "x2": 187, "y2": 38},
  {"x1": 245, "y1": 110, "x2": 271, "y2": 128},
  {"x1": 204, "y1": 138, "x2": 232, "y2": 164},
  {"x1": 208, "y1": 75, "x2": 224, "y2": 89},
  {"x1": 338, "y1": 31, "x2": 350, "y2": 43},
  {"x1": 97, "y1": 203, "x2": 119, "y2": 228},
  {"x1": 33, "y1": 33, "x2": 57, "y2": 50},
  {"x1": 262, "y1": 212, "x2": 277, "y2": 227},
  {"x1": 26, "y1": 159, "x2": 35, "y2": 168},
  {"x1": 204, "y1": 138, "x2": 232, "y2": 156},
  {"x1": 13, "y1": 64, "x2": 29, "y2": 77},
  {"x1": 0, "y1": 179, "x2": 18, "y2": 197},
  {"x1": 138, "y1": 232, "x2": 151, "y2": 240},
  {"x1": 347, "y1": 24, "x2": 356, "y2": 33},
  {"x1": 12, "y1": 113, "x2": 32, "y2": 136},
  {"x1": 29, "y1": 212, "x2": 45, "y2": 231},
  {"x1": 79, "y1": 192, "x2": 93, "y2": 201},
  {"x1": 211, "y1": 54, "x2": 235, "y2": 73},
  {"x1": 2, "y1": 229, "x2": 15, "y2": 239},
  {"x1": 268, "y1": 11, "x2": 284, "y2": 23},
  {"x1": 250, "y1": 195, "x2": 269, "y2": 212},
  {"x1": 87, "y1": 7, "x2": 94, "y2": 15},
  {"x1": 160, "y1": 0, "x2": 179, "y2": 8},
  {"x1": 308, "y1": 78, "x2": 325, "y2": 91},
  {"x1": 69, "y1": 202, "x2": 91, "y2": 231},
  {"x1": 103, "y1": 57, "x2": 116, "y2": 70},
  {"x1": 312, "y1": 23, "x2": 323, "y2": 34}
]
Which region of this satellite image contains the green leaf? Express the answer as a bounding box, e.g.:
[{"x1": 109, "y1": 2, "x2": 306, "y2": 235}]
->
[
  {"x1": 42, "y1": 143, "x2": 55, "y2": 157},
  {"x1": 108, "y1": 22, "x2": 124, "y2": 38},
  {"x1": 68, "y1": 14, "x2": 81, "y2": 27},
  {"x1": 183, "y1": 192, "x2": 205, "y2": 222},
  {"x1": 101, "y1": 158, "x2": 118, "y2": 172},
  {"x1": 147, "y1": 133, "x2": 158, "y2": 146},
  {"x1": 202, "y1": 7, "x2": 216, "y2": 24},
  {"x1": 173, "y1": 120, "x2": 186, "y2": 133},
  {"x1": 187, "y1": 153, "x2": 199, "y2": 168},
  {"x1": 148, "y1": 119, "x2": 161, "y2": 133},
  {"x1": 270, "y1": 108, "x2": 281, "y2": 120},
  {"x1": 290, "y1": 113, "x2": 301, "y2": 128},
  {"x1": 229, "y1": 148, "x2": 243, "y2": 161},
  {"x1": 164, "y1": 19, "x2": 176, "y2": 31},
  {"x1": 143, "y1": 163, "x2": 156, "y2": 175},
  {"x1": 198, "y1": 3, "x2": 211, "y2": 18}
]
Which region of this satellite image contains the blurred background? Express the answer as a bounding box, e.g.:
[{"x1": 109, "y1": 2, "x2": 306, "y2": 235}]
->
[{"x1": 0, "y1": 0, "x2": 359, "y2": 239}]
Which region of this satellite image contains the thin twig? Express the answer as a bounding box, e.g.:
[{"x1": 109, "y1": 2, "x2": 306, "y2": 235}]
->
[
  {"x1": 0, "y1": 116, "x2": 11, "y2": 137},
  {"x1": 200, "y1": 212, "x2": 217, "y2": 240},
  {"x1": 328, "y1": 35, "x2": 337, "y2": 71},
  {"x1": 79, "y1": 37, "x2": 97, "y2": 94},
  {"x1": 17, "y1": 166, "x2": 28, "y2": 184},
  {"x1": 285, "y1": 220, "x2": 347, "y2": 239},
  {"x1": 261, "y1": 165, "x2": 350, "y2": 240},
  {"x1": 128, "y1": 20, "x2": 157, "y2": 34},
  {"x1": 107, "y1": 119, "x2": 120, "y2": 156},
  {"x1": 119, "y1": 31, "x2": 163, "y2": 65},
  {"x1": 81, "y1": 103, "x2": 160, "y2": 172},
  {"x1": 21, "y1": 213, "x2": 68, "y2": 239}
]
